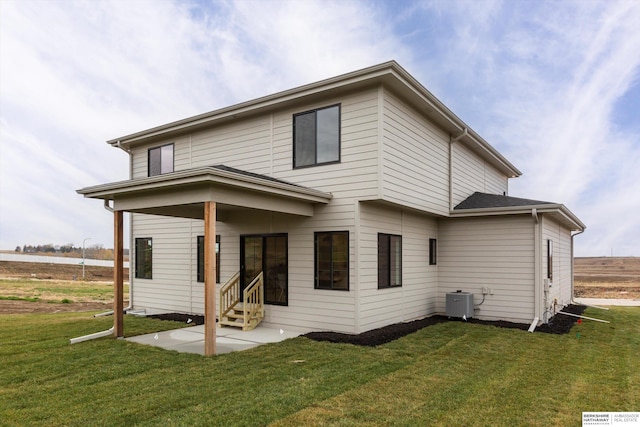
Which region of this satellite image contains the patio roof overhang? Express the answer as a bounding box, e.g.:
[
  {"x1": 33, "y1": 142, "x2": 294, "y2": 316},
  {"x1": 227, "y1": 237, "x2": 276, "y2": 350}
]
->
[
  {"x1": 77, "y1": 166, "x2": 333, "y2": 218},
  {"x1": 77, "y1": 166, "x2": 332, "y2": 356}
]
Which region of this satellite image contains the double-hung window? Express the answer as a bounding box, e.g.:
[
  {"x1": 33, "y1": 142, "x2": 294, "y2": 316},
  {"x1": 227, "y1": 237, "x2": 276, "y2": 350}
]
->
[
  {"x1": 197, "y1": 235, "x2": 220, "y2": 283},
  {"x1": 378, "y1": 233, "x2": 402, "y2": 288},
  {"x1": 315, "y1": 231, "x2": 349, "y2": 290},
  {"x1": 293, "y1": 104, "x2": 340, "y2": 168},
  {"x1": 135, "y1": 238, "x2": 152, "y2": 279},
  {"x1": 148, "y1": 143, "x2": 174, "y2": 176}
]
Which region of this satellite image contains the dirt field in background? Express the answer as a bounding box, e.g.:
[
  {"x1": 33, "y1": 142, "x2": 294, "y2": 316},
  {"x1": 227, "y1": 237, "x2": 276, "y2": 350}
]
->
[
  {"x1": 574, "y1": 257, "x2": 640, "y2": 299},
  {"x1": 0, "y1": 258, "x2": 638, "y2": 314},
  {"x1": 0, "y1": 261, "x2": 128, "y2": 281}
]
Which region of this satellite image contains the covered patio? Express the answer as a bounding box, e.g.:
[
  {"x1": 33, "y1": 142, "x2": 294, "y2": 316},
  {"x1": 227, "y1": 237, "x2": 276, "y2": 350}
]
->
[
  {"x1": 126, "y1": 323, "x2": 307, "y2": 355},
  {"x1": 77, "y1": 165, "x2": 332, "y2": 355}
]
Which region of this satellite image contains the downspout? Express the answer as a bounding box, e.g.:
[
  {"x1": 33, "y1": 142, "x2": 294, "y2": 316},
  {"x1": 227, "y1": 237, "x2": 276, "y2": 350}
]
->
[
  {"x1": 103, "y1": 199, "x2": 132, "y2": 313},
  {"x1": 449, "y1": 128, "x2": 467, "y2": 211},
  {"x1": 70, "y1": 327, "x2": 114, "y2": 345},
  {"x1": 570, "y1": 229, "x2": 587, "y2": 306},
  {"x1": 529, "y1": 209, "x2": 540, "y2": 332}
]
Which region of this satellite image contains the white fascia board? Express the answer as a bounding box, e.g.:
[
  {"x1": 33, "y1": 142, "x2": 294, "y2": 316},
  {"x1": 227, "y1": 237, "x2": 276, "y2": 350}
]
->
[
  {"x1": 450, "y1": 203, "x2": 585, "y2": 231},
  {"x1": 77, "y1": 167, "x2": 333, "y2": 204},
  {"x1": 105, "y1": 61, "x2": 521, "y2": 178}
]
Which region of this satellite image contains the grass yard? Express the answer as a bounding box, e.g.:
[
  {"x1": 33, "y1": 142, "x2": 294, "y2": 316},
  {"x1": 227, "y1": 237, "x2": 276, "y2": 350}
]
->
[
  {"x1": 0, "y1": 277, "x2": 129, "y2": 304},
  {"x1": 1, "y1": 307, "x2": 638, "y2": 426}
]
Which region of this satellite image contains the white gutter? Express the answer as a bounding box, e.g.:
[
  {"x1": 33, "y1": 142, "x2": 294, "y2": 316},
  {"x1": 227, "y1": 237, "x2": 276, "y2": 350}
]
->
[
  {"x1": 569, "y1": 229, "x2": 595, "y2": 309},
  {"x1": 69, "y1": 327, "x2": 114, "y2": 344}
]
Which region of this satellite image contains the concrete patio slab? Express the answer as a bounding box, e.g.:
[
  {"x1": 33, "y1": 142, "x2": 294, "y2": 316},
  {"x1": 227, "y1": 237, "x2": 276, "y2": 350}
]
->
[{"x1": 125, "y1": 324, "x2": 306, "y2": 355}]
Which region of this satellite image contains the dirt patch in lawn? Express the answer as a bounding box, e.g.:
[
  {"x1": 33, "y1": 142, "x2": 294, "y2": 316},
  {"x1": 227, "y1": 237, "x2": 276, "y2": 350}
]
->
[
  {"x1": 0, "y1": 261, "x2": 128, "y2": 282},
  {"x1": 0, "y1": 299, "x2": 115, "y2": 314}
]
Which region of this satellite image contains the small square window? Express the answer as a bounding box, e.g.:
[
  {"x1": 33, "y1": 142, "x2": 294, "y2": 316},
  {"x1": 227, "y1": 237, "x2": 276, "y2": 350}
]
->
[
  {"x1": 378, "y1": 233, "x2": 402, "y2": 288},
  {"x1": 293, "y1": 105, "x2": 340, "y2": 168},
  {"x1": 135, "y1": 238, "x2": 152, "y2": 279},
  {"x1": 148, "y1": 144, "x2": 174, "y2": 176}
]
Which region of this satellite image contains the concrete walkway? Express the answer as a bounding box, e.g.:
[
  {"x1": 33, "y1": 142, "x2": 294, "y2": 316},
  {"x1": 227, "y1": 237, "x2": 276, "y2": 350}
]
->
[
  {"x1": 574, "y1": 297, "x2": 640, "y2": 307},
  {"x1": 126, "y1": 324, "x2": 305, "y2": 355}
]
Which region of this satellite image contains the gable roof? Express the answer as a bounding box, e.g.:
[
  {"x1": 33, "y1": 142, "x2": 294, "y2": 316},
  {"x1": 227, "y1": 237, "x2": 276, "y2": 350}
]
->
[
  {"x1": 453, "y1": 192, "x2": 585, "y2": 232},
  {"x1": 107, "y1": 61, "x2": 521, "y2": 178}
]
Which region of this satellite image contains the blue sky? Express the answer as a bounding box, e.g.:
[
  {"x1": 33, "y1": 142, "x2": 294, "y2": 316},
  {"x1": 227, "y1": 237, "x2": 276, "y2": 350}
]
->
[{"x1": 1, "y1": 0, "x2": 639, "y2": 256}]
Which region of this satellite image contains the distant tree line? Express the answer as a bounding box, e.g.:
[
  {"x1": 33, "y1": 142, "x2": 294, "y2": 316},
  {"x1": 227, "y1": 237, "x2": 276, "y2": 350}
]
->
[{"x1": 15, "y1": 243, "x2": 129, "y2": 260}]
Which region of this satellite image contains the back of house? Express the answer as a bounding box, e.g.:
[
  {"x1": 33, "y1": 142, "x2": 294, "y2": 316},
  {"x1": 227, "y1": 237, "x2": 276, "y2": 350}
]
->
[{"x1": 79, "y1": 61, "x2": 585, "y2": 334}]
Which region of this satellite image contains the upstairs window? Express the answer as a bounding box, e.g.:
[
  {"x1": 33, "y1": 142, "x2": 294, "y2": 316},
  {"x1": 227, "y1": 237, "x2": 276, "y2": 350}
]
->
[
  {"x1": 148, "y1": 143, "x2": 174, "y2": 176},
  {"x1": 378, "y1": 233, "x2": 402, "y2": 289},
  {"x1": 315, "y1": 231, "x2": 349, "y2": 290},
  {"x1": 293, "y1": 104, "x2": 340, "y2": 168},
  {"x1": 135, "y1": 238, "x2": 152, "y2": 279}
]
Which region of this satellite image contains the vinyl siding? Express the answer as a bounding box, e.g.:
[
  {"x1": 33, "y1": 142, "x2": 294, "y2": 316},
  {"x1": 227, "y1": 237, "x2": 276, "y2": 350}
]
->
[
  {"x1": 128, "y1": 88, "x2": 383, "y2": 331},
  {"x1": 381, "y1": 89, "x2": 450, "y2": 215},
  {"x1": 131, "y1": 214, "x2": 194, "y2": 314},
  {"x1": 357, "y1": 202, "x2": 438, "y2": 332},
  {"x1": 438, "y1": 215, "x2": 535, "y2": 323},
  {"x1": 451, "y1": 142, "x2": 509, "y2": 206},
  {"x1": 125, "y1": 83, "x2": 528, "y2": 332},
  {"x1": 542, "y1": 215, "x2": 573, "y2": 309}
]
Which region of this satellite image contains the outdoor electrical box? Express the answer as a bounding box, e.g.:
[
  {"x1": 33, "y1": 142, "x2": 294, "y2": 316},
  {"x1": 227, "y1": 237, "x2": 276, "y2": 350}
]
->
[{"x1": 446, "y1": 291, "x2": 474, "y2": 319}]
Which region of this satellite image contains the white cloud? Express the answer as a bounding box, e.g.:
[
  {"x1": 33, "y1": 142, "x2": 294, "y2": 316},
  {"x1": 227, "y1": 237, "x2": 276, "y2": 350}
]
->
[{"x1": 0, "y1": 0, "x2": 638, "y2": 256}]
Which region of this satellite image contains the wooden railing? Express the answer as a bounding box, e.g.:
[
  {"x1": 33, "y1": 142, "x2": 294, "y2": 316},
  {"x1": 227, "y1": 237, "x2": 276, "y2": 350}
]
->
[
  {"x1": 219, "y1": 271, "x2": 241, "y2": 326},
  {"x1": 218, "y1": 271, "x2": 264, "y2": 331},
  {"x1": 242, "y1": 272, "x2": 265, "y2": 330}
]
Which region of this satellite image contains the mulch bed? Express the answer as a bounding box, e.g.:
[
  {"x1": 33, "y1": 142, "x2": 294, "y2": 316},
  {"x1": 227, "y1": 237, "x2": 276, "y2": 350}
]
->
[
  {"x1": 304, "y1": 304, "x2": 587, "y2": 347},
  {"x1": 148, "y1": 313, "x2": 205, "y2": 325},
  {"x1": 147, "y1": 304, "x2": 587, "y2": 348}
]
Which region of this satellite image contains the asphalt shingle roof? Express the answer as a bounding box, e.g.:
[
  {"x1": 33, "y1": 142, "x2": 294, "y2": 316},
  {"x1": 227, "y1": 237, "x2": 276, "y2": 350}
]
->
[{"x1": 454, "y1": 192, "x2": 556, "y2": 210}]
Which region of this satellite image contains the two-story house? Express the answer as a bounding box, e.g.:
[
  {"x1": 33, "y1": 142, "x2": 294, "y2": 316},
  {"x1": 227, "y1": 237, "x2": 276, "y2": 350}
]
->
[{"x1": 78, "y1": 61, "x2": 585, "y2": 354}]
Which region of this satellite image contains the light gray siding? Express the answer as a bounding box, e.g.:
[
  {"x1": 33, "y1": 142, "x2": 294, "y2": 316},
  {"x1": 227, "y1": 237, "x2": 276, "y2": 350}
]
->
[
  {"x1": 438, "y1": 215, "x2": 535, "y2": 323},
  {"x1": 128, "y1": 89, "x2": 384, "y2": 332},
  {"x1": 542, "y1": 215, "x2": 573, "y2": 309},
  {"x1": 357, "y1": 202, "x2": 438, "y2": 332},
  {"x1": 131, "y1": 214, "x2": 194, "y2": 314},
  {"x1": 125, "y1": 83, "x2": 539, "y2": 332},
  {"x1": 451, "y1": 142, "x2": 509, "y2": 206},
  {"x1": 381, "y1": 89, "x2": 450, "y2": 216}
]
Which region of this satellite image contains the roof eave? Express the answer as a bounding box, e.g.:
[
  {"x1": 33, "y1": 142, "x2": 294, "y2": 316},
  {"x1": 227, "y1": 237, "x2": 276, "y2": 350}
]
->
[
  {"x1": 451, "y1": 204, "x2": 585, "y2": 232},
  {"x1": 106, "y1": 61, "x2": 521, "y2": 178},
  {"x1": 77, "y1": 166, "x2": 333, "y2": 204}
]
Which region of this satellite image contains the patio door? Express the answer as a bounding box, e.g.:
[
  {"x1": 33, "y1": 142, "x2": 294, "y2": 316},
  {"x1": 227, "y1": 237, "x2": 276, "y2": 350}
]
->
[{"x1": 240, "y1": 234, "x2": 288, "y2": 305}]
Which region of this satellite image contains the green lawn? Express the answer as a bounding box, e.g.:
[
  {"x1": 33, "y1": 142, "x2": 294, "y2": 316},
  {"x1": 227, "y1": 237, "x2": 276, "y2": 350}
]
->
[
  {"x1": 0, "y1": 277, "x2": 129, "y2": 303},
  {"x1": 1, "y1": 307, "x2": 638, "y2": 426}
]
